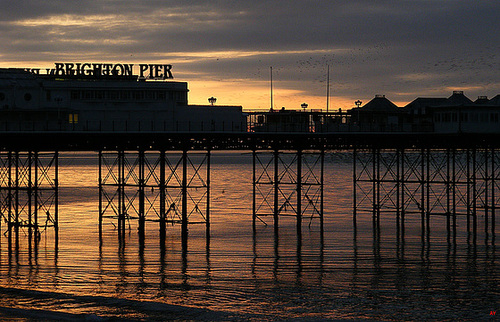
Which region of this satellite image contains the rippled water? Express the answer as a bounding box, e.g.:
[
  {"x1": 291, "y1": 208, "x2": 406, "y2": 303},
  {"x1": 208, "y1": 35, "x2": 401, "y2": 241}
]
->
[{"x1": 0, "y1": 151, "x2": 498, "y2": 321}]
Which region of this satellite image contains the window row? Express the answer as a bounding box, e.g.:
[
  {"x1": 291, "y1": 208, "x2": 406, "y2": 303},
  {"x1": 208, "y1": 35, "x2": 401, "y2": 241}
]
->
[
  {"x1": 435, "y1": 112, "x2": 500, "y2": 123},
  {"x1": 69, "y1": 90, "x2": 186, "y2": 101}
]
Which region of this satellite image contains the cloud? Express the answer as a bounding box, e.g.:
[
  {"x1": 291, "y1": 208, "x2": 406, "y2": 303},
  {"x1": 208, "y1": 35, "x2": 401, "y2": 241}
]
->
[{"x1": 0, "y1": 0, "x2": 499, "y2": 108}]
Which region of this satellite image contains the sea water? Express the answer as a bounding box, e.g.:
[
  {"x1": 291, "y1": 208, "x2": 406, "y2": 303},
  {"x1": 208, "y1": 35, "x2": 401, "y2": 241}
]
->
[{"x1": 0, "y1": 151, "x2": 497, "y2": 321}]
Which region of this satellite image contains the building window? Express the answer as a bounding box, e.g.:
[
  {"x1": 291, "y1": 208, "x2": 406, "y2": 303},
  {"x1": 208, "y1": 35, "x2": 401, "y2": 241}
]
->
[
  {"x1": 60, "y1": 89, "x2": 175, "y2": 102},
  {"x1": 471, "y1": 113, "x2": 478, "y2": 122},
  {"x1": 176, "y1": 91, "x2": 187, "y2": 103},
  {"x1": 84, "y1": 91, "x2": 93, "y2": 99},
  {"x1": 120, "y1": 91, "x2": 130, "y2": 100},
  {"x1": 132, "y1": 91, "x2": 144, "y2": 100},
  {"x1": 145, "y1": 90, "x2": 155, "y2": 100},
  {"x1": 69, "y1": 114, "x2": 79, "y2": 124},
  {"x1": 490, "y1": 113, "x2": 498, "y2": 123},
  {"x1": 443, "y1": 113, "x2": 451, "y2": 123},
  {"x1": 95, "y1": 91, "x2": 105, "y2": 99},
  {"x1": 108, "y1": 91, "x2": 119, "y2": 100}
]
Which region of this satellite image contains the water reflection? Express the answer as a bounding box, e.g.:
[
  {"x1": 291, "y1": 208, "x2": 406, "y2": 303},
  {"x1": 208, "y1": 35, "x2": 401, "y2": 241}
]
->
[
  {"x1": 0, "y1": 147, "x2": 498, "y2": 320},
  {"x1": 0, "y1": 213, "x2": 498, "y2": 320},
  {"x1": 1, "y1": 228, "x2": 59, "y2": 291}
]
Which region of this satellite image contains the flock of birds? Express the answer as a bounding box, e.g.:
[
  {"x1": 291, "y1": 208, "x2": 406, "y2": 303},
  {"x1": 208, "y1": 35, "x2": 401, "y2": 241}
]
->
[{"x1": 260, "y1": 44, "x2": 498, "y2": 102}]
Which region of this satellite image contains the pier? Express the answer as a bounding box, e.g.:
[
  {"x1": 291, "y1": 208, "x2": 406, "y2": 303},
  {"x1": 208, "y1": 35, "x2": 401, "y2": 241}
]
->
[{"x1": 0, "y1": 125, "x2": 498, "y2": 245}]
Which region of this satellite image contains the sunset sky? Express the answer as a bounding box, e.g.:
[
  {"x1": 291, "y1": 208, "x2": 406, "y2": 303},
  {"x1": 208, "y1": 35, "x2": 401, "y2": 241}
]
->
[{"x1": 1, "y1": 1, "x2": 499, "y2": 110}]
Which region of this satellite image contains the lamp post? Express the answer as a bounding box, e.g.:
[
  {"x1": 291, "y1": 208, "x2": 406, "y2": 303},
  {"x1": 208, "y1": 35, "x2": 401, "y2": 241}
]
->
[
  {"x1": 354, "y1": 100, "x2": 362, "y2": 124},
  {"x1": 301, "y1": 102, "x2": 308, "y2": 111},
  {"x1": 208, "y1": 97, "x2": 217, "y2": 106}
]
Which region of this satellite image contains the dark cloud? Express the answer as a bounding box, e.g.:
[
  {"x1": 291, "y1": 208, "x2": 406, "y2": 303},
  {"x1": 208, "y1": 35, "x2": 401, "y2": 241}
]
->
[{"x1": 0, "y1": 0, "x2": 498, "y2": 107}]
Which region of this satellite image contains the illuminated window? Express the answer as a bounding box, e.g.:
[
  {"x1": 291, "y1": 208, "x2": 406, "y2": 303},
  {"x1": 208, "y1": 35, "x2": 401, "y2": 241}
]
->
[{"x1": 69, "y1": 114, "x2": 79, "y2": 124}]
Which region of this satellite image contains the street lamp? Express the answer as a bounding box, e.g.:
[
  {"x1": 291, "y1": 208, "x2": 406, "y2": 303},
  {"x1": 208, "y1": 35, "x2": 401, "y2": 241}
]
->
[
  {"x1": 301, "y1": 102, "x2": 308, "y2": 111},
  {"x1": 354, "y1": 100, "x2": 362, "y2": 124},
  {"x1": 208, "y1": 97, "x2": 217, "y2": 106}
]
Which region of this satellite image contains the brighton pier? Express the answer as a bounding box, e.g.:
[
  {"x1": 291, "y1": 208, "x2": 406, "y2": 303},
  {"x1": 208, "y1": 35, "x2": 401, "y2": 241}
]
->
[{"x1": 0, "y1": 66, "x2": 499, "y2": 248}]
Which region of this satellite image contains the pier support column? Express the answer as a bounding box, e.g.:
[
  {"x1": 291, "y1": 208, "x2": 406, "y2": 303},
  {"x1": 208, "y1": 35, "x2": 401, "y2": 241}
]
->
[
  {"x1": 353, "y1": 147, "x2": 495, "y2": 242},
  {"x1": 273, "y1": 149, "x2": 279, "y2": 235},
  {"x1": 320, "y1": 149, "x2": 325, "y2": 239},
  {"x1": 491, "y1": 148, "x2": 496, "y2": 239},
  {"x1": 252, "y1": 149, "x2": 257, "y2": 233},
  {"x1": 54, "y1": 151, "x2": 59, "y2": 244},
  {"x1": 420, "y1": 148, "x2": 425, "y2": 240},
  {"x1": 159, "y1": 150, "x2": 166, "y2": 239},
  {"x1": 98, "y1": 149, "x2": 210, "y2": 242},
  {"x1": 472, "y1": 148, "x2": 477, "y2": 237},
  {"x1": 353, "y1": 148, "x2": 357, "y2": 233},
  {"x1": 253, "y1": 150, "x2": 324, "y2": 235},
  {"x1": 296, "y1": 150, "x2": 302, "y2": 239},
  {"x1": 118, "y1": 150, "x2": 126, "y2": 238},
  {"x1": 485, "y1": 149, "x2": 489, "y2": 237},
  {"x1": 99, "y1": 150, "x2": 133, "y2": 237},
  {"x1": 98, "y1": 151, "x2": 103, "y2": 236},
  {"x1": 400, "y1": 149, "x2": 405, "y2": 238},
  {"x1": 138, "y1": 150, "x2": 145, "y2": 239},
  {"x1": 0, "y1": 152, "x2": 12, "y2": 233},
  {"x1": 182, "y1": 149, "x2": 188, "y2": 244},
  {"x1": 425, "y1": 148, "x2": 430, "y2": 240},
  {"x1": 206, "y1": 149, "x2": 211, "y2": 239},
  {"x1": 0, "y1": 151, "x2": 58, "y2": 240}
]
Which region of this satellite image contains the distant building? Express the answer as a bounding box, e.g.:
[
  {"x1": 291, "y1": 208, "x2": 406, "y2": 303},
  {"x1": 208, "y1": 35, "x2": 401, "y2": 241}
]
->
[
  {"x1": 2, "y1": 65, "x2": 499, "y2": 134},
  {"x1": 250, "y1": 108, "x2": 314, "y2": 132},
  {"x1": 351, "y1": 91, "x2": 500, "y2": 133},
  {"x1": 403, "y1": 97, "x2": 447, "y2": 131},
  {"x1": 0, "y1": 67, "x2": 244, "y2": 131},
  {"x1": 406, "y1": 91, "x2": 500, "y2": 133},
  {"x1": 349, "y1": 94, "x2": 407, "y2": 131}
]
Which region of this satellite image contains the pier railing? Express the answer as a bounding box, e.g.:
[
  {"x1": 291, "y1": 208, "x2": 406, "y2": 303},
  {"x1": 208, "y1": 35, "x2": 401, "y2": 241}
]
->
[{"x1": 0, "y1": 119, "x2": 433, "y2": 133}]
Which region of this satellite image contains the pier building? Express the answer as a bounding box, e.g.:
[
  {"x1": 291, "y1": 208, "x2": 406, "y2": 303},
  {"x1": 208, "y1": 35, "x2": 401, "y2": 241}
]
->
[
  {"x1": 0, "y1": 66, "x2": 244, "y2": 132},
  {"x1": 349, "y1": 91, "x2": 500, "y2": 133}
]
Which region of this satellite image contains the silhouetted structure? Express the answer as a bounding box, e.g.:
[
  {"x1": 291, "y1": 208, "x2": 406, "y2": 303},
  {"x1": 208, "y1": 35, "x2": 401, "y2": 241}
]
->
[
  {"x1": 0, "y1": 65, "x2": 498, "y2": 246},
  {"x1": 349, "y1": 94, "x2": 407, "y2": 131},
  {"x1": 0, "y1": 68, "x2": 244, "y2": 132}
]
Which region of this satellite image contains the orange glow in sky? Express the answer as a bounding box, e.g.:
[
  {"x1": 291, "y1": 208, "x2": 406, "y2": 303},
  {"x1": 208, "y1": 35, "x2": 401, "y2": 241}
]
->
[{"x1": 1, "y1": 2, "x2": 498, "y2": 110}]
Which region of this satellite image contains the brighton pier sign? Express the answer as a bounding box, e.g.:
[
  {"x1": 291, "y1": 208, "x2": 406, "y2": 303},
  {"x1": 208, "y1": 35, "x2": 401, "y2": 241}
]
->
[{"x1": 27, "y1": 63, "x2": 173, "y2": 80}]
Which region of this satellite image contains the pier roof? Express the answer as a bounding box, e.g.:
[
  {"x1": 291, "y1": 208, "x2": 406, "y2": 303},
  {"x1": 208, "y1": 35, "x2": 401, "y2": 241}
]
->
[
  {"x1": 355, "y1": 95, "x2": 400, "y2": 112},
  {"x1": 404, "y1": 97, "x2": 447, "y2": 111},
  {"x1": 488, "y1": 95, "x2": 500, "y2": 106},
  {"x1": 442, "y1": 91, "x2": 473, "y2": 106}
]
